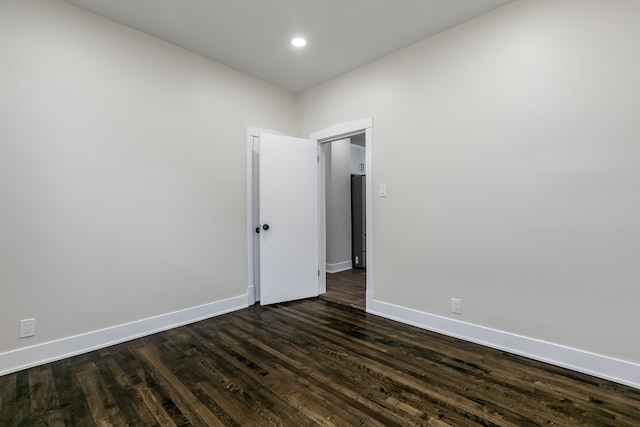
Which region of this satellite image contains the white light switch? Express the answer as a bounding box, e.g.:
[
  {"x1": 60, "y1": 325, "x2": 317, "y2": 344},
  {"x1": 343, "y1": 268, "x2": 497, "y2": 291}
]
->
[{"x1": 379, "y1": 184, "x2": 386, "y2": 197}]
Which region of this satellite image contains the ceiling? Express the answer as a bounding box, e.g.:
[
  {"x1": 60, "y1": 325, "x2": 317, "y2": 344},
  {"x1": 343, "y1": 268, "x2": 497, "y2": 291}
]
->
[{"x1": 62, "y1": 0, "x2": 514, "y2": 93}]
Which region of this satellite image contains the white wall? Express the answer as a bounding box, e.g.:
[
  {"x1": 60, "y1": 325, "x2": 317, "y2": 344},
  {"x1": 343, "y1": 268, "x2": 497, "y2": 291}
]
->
[
  {"x1": 298, "y1": 0, "x2": 640, "y2": 377},
  {"x1": 0, "y1": 0, "x2": 295, "y2": 362},
  {"x1": 326, "y1": 138, "x2": 352, "y2": 271}
]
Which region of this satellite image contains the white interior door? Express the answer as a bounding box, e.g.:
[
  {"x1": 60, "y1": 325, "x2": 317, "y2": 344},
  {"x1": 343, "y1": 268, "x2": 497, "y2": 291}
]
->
[{"x1": 259, "y1": 133, "x2": 319, "y2": 305}]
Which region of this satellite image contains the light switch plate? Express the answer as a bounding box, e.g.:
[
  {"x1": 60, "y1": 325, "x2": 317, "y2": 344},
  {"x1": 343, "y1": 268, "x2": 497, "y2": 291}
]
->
[{"x1": 451, "y1": 298, "x2": 462, "y2": 314}]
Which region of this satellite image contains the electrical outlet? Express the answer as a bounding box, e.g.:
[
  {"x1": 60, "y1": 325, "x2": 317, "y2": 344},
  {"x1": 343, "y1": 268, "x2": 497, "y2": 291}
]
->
[
  {"x1": 451, "y1": 298, "x2": 462, "y2": 314},
  {"x1": 20, "y1": 318, "x2": 36, "y2": 338}
]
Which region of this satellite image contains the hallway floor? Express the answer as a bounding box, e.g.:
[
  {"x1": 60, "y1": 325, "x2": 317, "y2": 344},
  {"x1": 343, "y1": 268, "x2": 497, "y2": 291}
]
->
[{"x1": 322, "y1": 268, "x2": 366, "y2": 310}]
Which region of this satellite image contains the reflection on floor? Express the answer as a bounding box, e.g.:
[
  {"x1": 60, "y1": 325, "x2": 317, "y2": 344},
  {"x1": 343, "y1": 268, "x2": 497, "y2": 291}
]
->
[{"x1": 321, "y1": 268, "x2": 366, "y2": 310}]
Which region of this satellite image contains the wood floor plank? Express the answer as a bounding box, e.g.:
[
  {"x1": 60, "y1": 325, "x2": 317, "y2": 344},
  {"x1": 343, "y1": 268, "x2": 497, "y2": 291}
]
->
[
  {"x1": 28, "y1": 365, "x2": 66, "y2": 427},
  {"x1": 2, "y1": 298, "x2": 639, "y2": 426},
  {"x1": 50, "y1": 358, "x2": 95, "y2": 427},
  {"x1": 136, "y1": 344, "x2": 226, "y2": 427},
  {"x1": 0, "y1": 373, "x2": 17, "y2": 425},
  {"x1": 14, "y1": 370, "x2": 32, "y2": 425},
  {"x1": 190, "y1": 353, "x2": 291, "y2": 426},
  {"x1": 76, "y1": 361, "x2": 129, "y2": 427},
  {"x1": 104, "y1": 356, "x2": 169, "y2": 426},
  {"x1": 133, "y1": 360, "x2": 188, "y2": 426},
  {"x1": 101, "y1": 342, "x2": 178, "y2": 426}
]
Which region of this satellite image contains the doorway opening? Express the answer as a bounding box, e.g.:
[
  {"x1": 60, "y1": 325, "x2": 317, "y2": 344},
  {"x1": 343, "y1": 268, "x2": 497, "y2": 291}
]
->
[{"x1": 319, "y1": 135, "x2": 366, "y2": 310}]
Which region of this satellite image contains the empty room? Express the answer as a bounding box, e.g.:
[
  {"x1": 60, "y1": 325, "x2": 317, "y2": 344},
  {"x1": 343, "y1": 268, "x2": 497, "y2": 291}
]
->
[{"x1": 1, "y1": 0, "x2": 639, "y2": 425}]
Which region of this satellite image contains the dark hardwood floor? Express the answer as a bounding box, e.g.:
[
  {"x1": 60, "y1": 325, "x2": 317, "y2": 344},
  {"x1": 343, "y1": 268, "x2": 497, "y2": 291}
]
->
[
  {"x1": 1, "y1": 298, "x2": 639, "y2": 426},
  {"x1": 322, "y1": 268, "x2": 366, "y2": 310}
]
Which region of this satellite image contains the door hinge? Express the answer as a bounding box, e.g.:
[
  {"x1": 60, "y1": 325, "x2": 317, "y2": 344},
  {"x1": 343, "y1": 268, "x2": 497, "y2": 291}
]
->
[
  {"x1": 318, "y1": 269, "x2": 320, "y2": 276},
  {"x1": 317, "y1": 155, "x2": 320, "y2": 163}
]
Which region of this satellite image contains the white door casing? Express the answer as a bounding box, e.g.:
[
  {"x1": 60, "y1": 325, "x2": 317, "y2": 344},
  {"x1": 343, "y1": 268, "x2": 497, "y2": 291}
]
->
[
  {"x1": 258, "y1": 133, "x2": 319, "y2": 305},
  {"x1": 312, "y1": 119, "x2": 373, "y2": 306}
]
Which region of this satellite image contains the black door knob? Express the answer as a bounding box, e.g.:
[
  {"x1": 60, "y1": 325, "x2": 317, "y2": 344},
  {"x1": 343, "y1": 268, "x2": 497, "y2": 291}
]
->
[
  {"x1": 262, "y1": 224, "x2": 270, "y2": 231},
  {"x1": 255, "y1": 227, "x2": 260, "y2": 234}
]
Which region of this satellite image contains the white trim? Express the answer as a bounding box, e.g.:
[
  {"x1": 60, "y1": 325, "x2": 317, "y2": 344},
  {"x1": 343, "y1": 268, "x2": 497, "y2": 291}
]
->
[
  {"x1": 326, "y1": 260, "x2": 353, "y2": 274},
  {"x1": 247, "y1": 134, "x2": 256, "y2": 305},
  {"x1": 0, "y1": 295, "x2": 248, "y2": 376},
  {"x1": 311, "y1": 118, "x2": 373, "y2": 142},
  {"x1": 367, "y1": 298, "x2": 640, "y2": 389},
  {"x1": 318, "y1": 143, "x2": 327, "y2": 294},
  {"x1": 364, "y1": 127, "x2": 373, "y2": 302}
]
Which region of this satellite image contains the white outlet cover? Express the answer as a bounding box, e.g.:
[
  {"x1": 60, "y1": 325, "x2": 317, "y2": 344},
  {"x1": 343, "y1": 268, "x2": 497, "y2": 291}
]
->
[{"x1": 20, "y1": 318, "x2": 36, "y2": 338}]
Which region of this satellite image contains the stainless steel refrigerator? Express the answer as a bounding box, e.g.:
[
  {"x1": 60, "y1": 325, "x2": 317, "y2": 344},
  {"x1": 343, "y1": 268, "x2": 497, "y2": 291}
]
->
[{"x1": 351, "y1": 175, "x2": 366, "y2": 268}]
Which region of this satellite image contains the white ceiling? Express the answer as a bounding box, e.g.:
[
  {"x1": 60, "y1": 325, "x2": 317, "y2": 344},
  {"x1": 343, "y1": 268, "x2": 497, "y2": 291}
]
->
[{"x1": 62, "y1": 0, "x2": 514, "y2": 92}]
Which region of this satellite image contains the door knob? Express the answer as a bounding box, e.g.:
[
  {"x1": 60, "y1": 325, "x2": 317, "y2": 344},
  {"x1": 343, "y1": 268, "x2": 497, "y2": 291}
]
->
[
  {"x1": 262, "y1": 224, "x2": 270, "y2": 231},
  {"x1": 255, "y1": 227, "x2": 260, "y2": 233}
]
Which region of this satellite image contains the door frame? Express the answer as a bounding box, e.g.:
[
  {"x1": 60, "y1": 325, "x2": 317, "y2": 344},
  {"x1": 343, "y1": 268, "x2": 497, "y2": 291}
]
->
[
  {"x1": 247, "y1": 118, "x2": 373, "y2": 308},
  {"x1": 311, "y1": 119, "x2": 373, "y2": 307}
]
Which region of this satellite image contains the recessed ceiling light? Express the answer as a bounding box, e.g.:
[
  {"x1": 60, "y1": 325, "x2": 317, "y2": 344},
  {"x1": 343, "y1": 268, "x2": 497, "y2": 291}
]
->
[{"x1": 291, "y1": 37, "x2": 307, "y2": 47}]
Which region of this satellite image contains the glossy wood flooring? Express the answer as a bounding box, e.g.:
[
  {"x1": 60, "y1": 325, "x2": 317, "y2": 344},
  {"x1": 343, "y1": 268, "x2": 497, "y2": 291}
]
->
[
  {"x1": 322, "y1": 268, "x2": 366, "y2": 310},
  {"x1": 1, "y1": 299, "x2": 639, "y2": 426}
]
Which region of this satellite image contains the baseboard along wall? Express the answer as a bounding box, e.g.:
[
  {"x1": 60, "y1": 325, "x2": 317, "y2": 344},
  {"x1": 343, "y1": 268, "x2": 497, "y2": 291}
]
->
[
  {"x1": 0, "y1": 295, "x2": 248, "y2": 376},
  {"x1": 365, "y1": 291, "x2": 640, "y2": 390},
  {"x1": 326, "y1": 260, "x2": 353, "y2": 274}
]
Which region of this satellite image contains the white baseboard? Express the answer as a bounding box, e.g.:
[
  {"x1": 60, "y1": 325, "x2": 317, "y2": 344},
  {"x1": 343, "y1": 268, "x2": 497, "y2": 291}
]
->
[
  {"x1": 366, "y1": 297, "x2": 640, "y2": 389},
  {"x1": 0, "y1": 294, "x2": 248, "y2": 376},
  {"x1": 326, "y1": 260, "x2": 352, "y2": 274}
]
